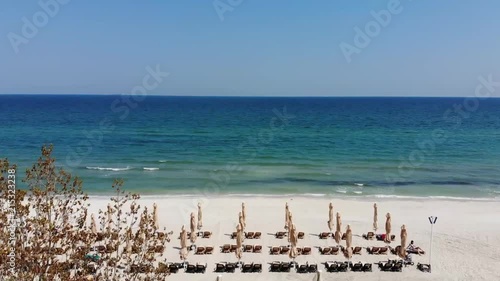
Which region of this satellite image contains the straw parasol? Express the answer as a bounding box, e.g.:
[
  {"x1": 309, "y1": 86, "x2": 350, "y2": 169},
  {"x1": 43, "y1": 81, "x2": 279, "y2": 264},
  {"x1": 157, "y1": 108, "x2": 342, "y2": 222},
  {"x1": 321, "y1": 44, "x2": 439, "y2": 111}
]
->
[
  {"x1": 180, "y1": 225, "x2": 188, "y2": 261},
  {"x1": 190, "y1": 212, "x2": 197, "y2": 244},
  {"x1": 285, "y1": 202, "x2": 290, "y2": 230},
  {"x1": 153, "y1": 203, "x2": 159, "y2": 230},
  {"x1": 90, "y1": 214, "x2": 97, "y2": 235},
  {"x1": 399, "y1": 225, "x2": 407, "y2": 257},
  {"x1": 241, "y1": 202, "x2": 247, "y2": 228},
  {"x1": 373, "y1": 203, "x2": 378, "y2": 232},
  {"x1": 235, "y1": 224, "x2": 243, "y2": 263},
  {"x1": 345, "y1": 225, "x2": 353, "y2": 259},
  {"x1": 328, "y1": 202, "x2": 334, "y2": 232},
  {"x1": 197, "y1": 202, "x2": 203, "y2": 230},
  {"x1": 385, "y1": 213, "x2": 392, "y2": 243},
  {"x1": 334, "y1": 212, "x2": 342, "y2": 244},
  {"x1": 289, "y1": 224, "x2": 299, "y2": 261},
  {"x1": 238, "y1": 212, "x2": 245, "y2": 233},
  {"x1": 287, "y1": 212, "x2": 293, "y2": 242}
]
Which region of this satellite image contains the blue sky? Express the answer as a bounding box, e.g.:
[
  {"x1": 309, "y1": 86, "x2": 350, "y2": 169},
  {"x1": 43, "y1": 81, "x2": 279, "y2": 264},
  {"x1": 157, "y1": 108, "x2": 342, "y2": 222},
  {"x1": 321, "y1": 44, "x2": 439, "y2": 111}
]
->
[{"x1": 1, "y1": 0, "x2": 499, "y2": 96}]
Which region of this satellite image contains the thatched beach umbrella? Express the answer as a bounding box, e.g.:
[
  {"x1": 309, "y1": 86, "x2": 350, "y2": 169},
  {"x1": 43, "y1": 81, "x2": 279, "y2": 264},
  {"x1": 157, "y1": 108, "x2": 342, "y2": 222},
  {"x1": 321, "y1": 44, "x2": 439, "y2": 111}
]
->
[
  {"x1": 90, "y1": 214, "x2": 97, "y2": 235},
  {"x1": 285, "y1": 202, "x2": 290, "y2": 229},
  {"x1": 236, "y1": 224, "x2": 243, "y2": 262},
  {"x1": 190, "y1": 212, "x2": 197, "y2": 244},
  {"x1": 241, "y1": 202, "x2": 247, "y2": 229},
  {"x1": 288, "y1": 212, "x2": 294, "y2": 242},
  {"x1": 153, "y1": 203, "x2": 159, "y2": 230},
  {"x1": 197, "y1": 202, "x2": 203, "y2": 230},
  {"x1": 328, "y1": 202, "x2": 334, "y2": 232},
  {"x1": 334, "y1": 212, "x2": 342, "y2": 244},
  {"x1": 180, "y1": 225, "x2": 188, "y2": 261},
  {"x1": 345, "y1": 225, "x2": 353, "y2": 259},
  {"x1": 373, "y1": 203, "x2": 378, "y2": 232},
  {"x1": 289, "y1": 224, "x2": 299, "y2": 260},
  {"x1": 385, "y1": 213, "x2": 392, "y2": 243},
  {"x1": 400, "y1": 225, "x2": 407, "y2": 257},
  {"x1": 238, "y1": 212, "x2": 245, "y2": 233}
]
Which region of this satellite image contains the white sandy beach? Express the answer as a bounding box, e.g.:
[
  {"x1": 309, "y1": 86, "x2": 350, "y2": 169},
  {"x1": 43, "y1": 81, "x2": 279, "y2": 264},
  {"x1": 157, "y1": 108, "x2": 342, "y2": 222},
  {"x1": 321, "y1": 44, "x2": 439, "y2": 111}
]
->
[{"x1": 88, "y1": 196, "x2": 500, "y2": 281}]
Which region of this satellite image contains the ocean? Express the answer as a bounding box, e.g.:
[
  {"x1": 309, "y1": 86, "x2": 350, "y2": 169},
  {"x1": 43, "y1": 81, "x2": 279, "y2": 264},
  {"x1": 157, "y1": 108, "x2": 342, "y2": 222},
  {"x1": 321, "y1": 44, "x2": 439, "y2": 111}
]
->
[{"x1": 1, "y1": 95, "x2": 499, "y2": 199}]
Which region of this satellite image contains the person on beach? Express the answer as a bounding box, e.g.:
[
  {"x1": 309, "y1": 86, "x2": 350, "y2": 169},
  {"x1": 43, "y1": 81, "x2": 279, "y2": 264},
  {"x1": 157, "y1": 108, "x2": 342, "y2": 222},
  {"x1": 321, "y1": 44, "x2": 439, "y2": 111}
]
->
[{"x1": 407, "y1": 240, "x2": 425, "y2": 255}]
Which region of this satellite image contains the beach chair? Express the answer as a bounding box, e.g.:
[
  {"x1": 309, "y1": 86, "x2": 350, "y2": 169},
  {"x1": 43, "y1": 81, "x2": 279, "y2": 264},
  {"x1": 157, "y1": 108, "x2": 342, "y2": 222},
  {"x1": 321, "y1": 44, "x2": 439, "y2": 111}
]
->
[
  {"x1": 195, "y1": 263, "x2": 207, "y2": 273},
  {"x1": 298, "y1": 232, "x2": 305, "y2": 239},
  {"x1": 341, "y1": 233, "x2": 347, "y2": 240},
  {"x1": 378, "y1": 260, "x2": 394, "y2": 272},
  {"x1": 253, "y1": 245, "x2": 262, "y2": 253},
  {"x1": 325, "y1": 262, "x2": 338, "y2": 273},
  {"x1": 392, "y1": 261, "x2": 403, "y2": 272},
  {"x1": 391, "y1": 245, "x2": 401, "y2": 255},
  {"x1": 362, "y1": 263, "x2": 372, "y2": 272},
  {"x1": 319, "y1": 232, "x2": 329, "y2": 239},
  {"x1": 226, "y1": 263, "x2": 236, "y2": 273},
  {"x1": 353, "y1": 246, "x2": 362, "y2": 255},
  {"x1": 241, "y1": 263, "x2": 253, "y2": 273},
  {"x1": 195, "y1": 247, "x2": 205, "y2": 255},
  {"x1": 244, "y1": 245, "x2": 253, "y2": 252},
  {"x1": 270, "y1": 262, "x2": 280, "y2": 272},
  {"x1": 231, "y1": 232, "x2": 237, "y2": 239},
  {"x1": 363, "y1": 231, "x2": 375, "y2": 240},
  {"x1": 246, "y1": 232, "x2": 255, "y2": 239},
  {"x1": 308, "y1": 263, "x2": 318, "y2": 273},
  {"x1": 168, "y1": 263, "x2": 180, "y2": 273},
  {"x1": 252, "y1": 263, "x2": 262, "y2": 273},
  {"x1": 338, "y1": 262, "x2": 349, "y2": 272},
  {"x1": 202, "y1": 231, "x2": 212, "y2": 238},
  {"x1": 297, "y1": 247, "x2": 303, "y2": 255},
  {"x1": 280, "y1": 246, "x2": 290, "y2": 255},
  {"x1": 205, "y1": 246, "x2": 214, "y2": 255},
  {"x1": 302, "y1": 247, "x2": 312, "y2": 255},
  {"x1": 270, "y1": 246, "x2": 280, "y2": 255},
  {"x1": 367, "y1": 246, "x2": 379, "y2": 254},
  {"x1": 254, "y1": 232, "x2": 262, "y2": 239},
  {"x1": 221, "y1": 244, "x2": 230, "y2": 253},
  {"x1": 215, "y1": 263, "x2": 226, "y2": 273}
]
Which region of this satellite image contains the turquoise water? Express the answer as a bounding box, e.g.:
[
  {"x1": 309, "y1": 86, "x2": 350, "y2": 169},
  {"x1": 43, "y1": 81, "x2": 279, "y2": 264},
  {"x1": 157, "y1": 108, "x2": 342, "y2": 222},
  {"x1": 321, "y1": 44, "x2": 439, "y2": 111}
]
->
[{"x1": 1, "y1": 95, "x2": 500, "y2": 199}]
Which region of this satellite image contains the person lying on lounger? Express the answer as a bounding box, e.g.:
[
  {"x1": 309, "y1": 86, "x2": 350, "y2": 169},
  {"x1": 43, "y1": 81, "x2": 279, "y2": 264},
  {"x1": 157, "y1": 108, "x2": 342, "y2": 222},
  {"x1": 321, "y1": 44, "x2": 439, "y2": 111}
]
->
[{"x1": 407, "y1": 240, "x2": 425, "y2": 255}]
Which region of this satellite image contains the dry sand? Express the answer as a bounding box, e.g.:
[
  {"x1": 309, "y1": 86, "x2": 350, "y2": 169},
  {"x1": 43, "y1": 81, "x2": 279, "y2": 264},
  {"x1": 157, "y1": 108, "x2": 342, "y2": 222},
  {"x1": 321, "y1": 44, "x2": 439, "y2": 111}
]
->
[{"x1": 88, "y1": 196, "x2": 500, "y2": 281}]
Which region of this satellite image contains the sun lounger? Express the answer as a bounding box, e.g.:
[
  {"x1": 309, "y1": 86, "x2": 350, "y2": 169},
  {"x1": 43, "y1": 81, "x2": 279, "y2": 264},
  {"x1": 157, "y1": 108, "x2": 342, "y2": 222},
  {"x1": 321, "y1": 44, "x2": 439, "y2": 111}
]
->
[
  {"x1": 362, "y1": 231, "x2": 375, "y2": 240},
  {"x1": 196, "y1": 263, "x2": 207, "y2": 273},
  {"x1": 205, "y1": 246, "x2": 214, "y2": 255},
  {"x1": 297, "y1": 264, "x2": 308, "y2": 273},
  {"x1": 367, "y1": 246, "x2": 379, "y2": 254},
  {"x1": 270, "y1": 262, "x2": 281, "y2": 272},
  {"x1": 254, "y1": 231, "x2": 262, "y2": 239},
  {"x1": 391, "y1": 245, "x2": 401, "y2": 255},
  {"x1": 242, "y1": 263, "x2": 253, "y2": 273},
  {"x1": 168, "y1": 263, "x2": 180, "y2": 273},
  {"x1": 253, "y1": 263, "x2": 262, "y2": 273},
  {"x1": 341, "y1": 233, "x2": 347, "y2": 240},
  {"x1": 226, "y1": 263, "x2": 236, "y2": 273},
  {"x1": 302, "y1": 247, "x2": 312, "y2": 255},
  {"x1": 253, "y1": 245, "x2": 262, "y2": 253},
  {"x1": 362, "y1": 263, "x2": 372, "y2": 272},
  {"x1": 221, "y1": 244, "x2": 230, "y2": 253},
  {"x1": 202, "y1": 231, "x2": 212, "y2": 238},
  {"x1": 350, "y1": 262, "x2": 363, "y2": 272},
  {"x1": 280, "y1": 262, "x2": 291, "y2": 272},
  {"x1": 298, "y1": 232, "x2": 305, "y2": 239},
  {"x1": 231, "y1": 232, "x2": 237, "y2": 239},
  {"x1": 186, "y1": 264, "x2": 196, "y2": 273},
  {"x1": 331, "y1": 246, "x2": 340, "y2": 255},
  {"x1": 195, "y1": 247, "x2": 205, "y2": 255},
  {"x1": 280, "y1": 246, "x2": 290, "y2": 255},
  {"x1": 215, "y1": 263, "x2": 225, "y2": 272},
  {"x1": 275, "y1": 231, "x2": 286, "y2": 239},
  {"x1": 230, "y1": 244, "x2": 238, "y2": 252},
  {"x1": 391, "y1": 261, "x2": 403, "y2": 272},
  {"x1": 320, "y1": 247, "x2": 331, "y2": 255},
  {"x1": 417, "y1": 263, "x2": 431, "y2": 272},
  {"x1": 308, "y1": 263, "x2": 318, "y2": 273},
  {"x1": 325, "y1": 262, "x2": 338, "y2": 273},
  {"x1": 244, "y1": 245, "x2": 253, "y2": 252},
  {"x1": 246, "y1": 232, "x2": 255, "y2": 239},
  {"x1": 353, "y1": 246, "x2": 362, "y2": 255},
  {"x1": 319, "y1": 232, "x2": 330, "y2": 239},
  {"x1": 270, "y1": 246, "x2": 280, "y2": 255},
  {"x1": 378, "y1": 247, "x2": 388, "y2": 255}
]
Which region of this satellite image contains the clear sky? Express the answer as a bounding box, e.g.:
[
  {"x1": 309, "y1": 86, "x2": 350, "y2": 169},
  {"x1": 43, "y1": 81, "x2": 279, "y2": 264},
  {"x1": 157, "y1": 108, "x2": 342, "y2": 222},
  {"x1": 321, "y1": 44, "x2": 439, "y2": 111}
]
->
[{"x1": 1, "y1": 0, "x2": 499, "y2": 96}]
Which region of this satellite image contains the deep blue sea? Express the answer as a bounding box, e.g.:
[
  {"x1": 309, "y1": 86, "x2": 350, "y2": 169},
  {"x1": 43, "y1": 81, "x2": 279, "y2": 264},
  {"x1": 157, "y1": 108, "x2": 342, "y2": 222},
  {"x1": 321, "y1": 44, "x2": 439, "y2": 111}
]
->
[{"x1": 1, "y1": 95, "x2": 500, "y2": 199}]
